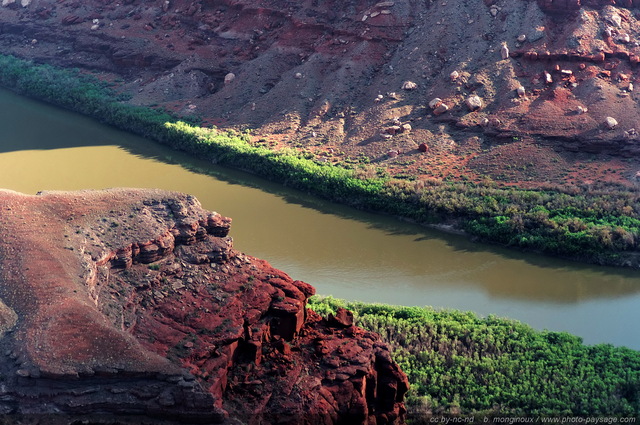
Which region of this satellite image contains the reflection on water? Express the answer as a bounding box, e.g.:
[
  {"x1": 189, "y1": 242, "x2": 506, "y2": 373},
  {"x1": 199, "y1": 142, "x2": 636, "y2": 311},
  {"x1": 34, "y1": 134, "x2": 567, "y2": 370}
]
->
[{"x1": 0, "y1": 88, "x2": 639, "y2": 349}]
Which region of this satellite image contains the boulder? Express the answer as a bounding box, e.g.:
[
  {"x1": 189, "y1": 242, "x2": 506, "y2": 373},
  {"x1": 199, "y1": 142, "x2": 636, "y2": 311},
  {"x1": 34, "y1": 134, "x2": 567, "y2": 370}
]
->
[
  {"x1": 500, "y1": 43, "x2": 509, "y2": 60},
  {"x1": 428, "y1": 97, "x2": 443, "y2": 109},
  {"x1": 465, "y1": 95, "x2": 483, "y2": 111},
  {"x1": 328, "y1": 308, "x2": 354, "y2": 327},
  {"x1": 224, "y1": 72, "x2": 236, "y2": 84},
  {"x1": 402, "y1": 81, "x2": 417, "y2": 90},
  {"x1": 384, "y1": 125, "x2": 402, "y2": 135},
  {"x1": 433, "y1": 103, "x2": 449, "y2": 115}
]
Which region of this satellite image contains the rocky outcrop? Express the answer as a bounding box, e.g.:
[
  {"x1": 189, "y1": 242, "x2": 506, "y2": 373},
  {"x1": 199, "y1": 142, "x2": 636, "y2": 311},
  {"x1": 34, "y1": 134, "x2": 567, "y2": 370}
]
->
[{"x1": 0, "y1": 188, "x2": 408, "y2": 424}]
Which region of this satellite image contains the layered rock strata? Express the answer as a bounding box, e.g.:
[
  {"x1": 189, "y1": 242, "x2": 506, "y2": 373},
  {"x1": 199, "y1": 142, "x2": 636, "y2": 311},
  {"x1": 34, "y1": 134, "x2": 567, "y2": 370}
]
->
[{"x1": 0, "y1": 188, "x2": 408, "y2": 424}]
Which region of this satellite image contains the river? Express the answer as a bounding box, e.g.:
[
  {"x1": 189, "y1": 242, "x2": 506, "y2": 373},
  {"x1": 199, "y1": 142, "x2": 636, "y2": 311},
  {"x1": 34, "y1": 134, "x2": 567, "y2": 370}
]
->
[{"x1": 1, "y1": 88, "x2": 639, "y2": 350}]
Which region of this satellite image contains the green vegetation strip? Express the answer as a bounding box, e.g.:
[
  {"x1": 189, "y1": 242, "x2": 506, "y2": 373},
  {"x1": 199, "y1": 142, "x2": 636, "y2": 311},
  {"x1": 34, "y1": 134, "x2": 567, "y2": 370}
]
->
[
  {"x1": 309, "y1": 296, "x2": 640, "y2": 419},
  {"x1": 1, "y1": 54, "x2": 640, "y2": 265}
]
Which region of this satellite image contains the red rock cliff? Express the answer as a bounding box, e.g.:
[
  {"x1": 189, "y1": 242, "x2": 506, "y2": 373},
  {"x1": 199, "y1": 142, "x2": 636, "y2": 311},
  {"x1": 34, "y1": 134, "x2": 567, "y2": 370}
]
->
[{"x1": 0, "y1": 188, "x2": 408, "y2": 424}]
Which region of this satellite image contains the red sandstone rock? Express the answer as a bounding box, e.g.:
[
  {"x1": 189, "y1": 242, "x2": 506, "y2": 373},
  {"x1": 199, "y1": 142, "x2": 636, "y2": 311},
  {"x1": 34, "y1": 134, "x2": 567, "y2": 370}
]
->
[
  {"x1": 327, "y1": 308, "x2": 354, "y2": 327},
  {"x1": 0, "y1": 189, "x2": 408, "y2": 424}
]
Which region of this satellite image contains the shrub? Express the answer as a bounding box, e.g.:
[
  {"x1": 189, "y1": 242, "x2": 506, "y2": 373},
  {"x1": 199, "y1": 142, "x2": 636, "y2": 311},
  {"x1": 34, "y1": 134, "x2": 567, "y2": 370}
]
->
[{"x1": 309, "y1": 296, "x2": 640, "y2": 418}]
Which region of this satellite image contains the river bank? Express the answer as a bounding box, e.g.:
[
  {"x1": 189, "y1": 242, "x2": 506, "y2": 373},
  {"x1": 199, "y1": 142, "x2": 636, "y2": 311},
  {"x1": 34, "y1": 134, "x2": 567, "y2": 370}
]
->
[{"x1": 0, "y1": 54, "x2": 639, "y2": 269}]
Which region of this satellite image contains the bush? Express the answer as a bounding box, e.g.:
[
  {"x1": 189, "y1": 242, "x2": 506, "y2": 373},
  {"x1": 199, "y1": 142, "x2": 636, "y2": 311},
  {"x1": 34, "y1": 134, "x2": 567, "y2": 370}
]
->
[{"x1": 309, "y1": 296, "x2": 640, "y2": 418}]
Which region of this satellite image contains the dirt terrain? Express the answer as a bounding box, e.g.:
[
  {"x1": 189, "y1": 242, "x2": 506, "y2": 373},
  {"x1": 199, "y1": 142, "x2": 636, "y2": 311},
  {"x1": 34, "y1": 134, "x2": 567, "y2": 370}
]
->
[
  {"x1": 1, "y1": 0, "x2": 640, "y2": 190},
  {"x1": 0, "y1": 188, "x2": 408, "y2": 423}
]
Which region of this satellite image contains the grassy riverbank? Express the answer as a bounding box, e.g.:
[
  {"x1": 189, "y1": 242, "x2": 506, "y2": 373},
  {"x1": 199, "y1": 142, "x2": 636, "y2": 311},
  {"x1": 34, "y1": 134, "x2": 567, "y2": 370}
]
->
[
  {"x1": 309, "y1": 296, "x2": 640, "y2": 420},
  {"x1": 1, "y1": 54, "x2": 640, "y2": 267}
]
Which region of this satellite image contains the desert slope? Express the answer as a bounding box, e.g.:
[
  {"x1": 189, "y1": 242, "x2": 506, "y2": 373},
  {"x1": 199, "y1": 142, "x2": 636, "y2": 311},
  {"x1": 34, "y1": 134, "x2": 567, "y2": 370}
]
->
[{"x1": 1, "y1": 0, "x2": 640, "y2": 187}]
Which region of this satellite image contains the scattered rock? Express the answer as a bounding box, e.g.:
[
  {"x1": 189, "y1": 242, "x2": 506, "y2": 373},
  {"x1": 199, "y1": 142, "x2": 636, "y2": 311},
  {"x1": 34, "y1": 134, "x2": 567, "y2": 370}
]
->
[
  {"x1": 433, "y1": 103, "x2": 449, "y2": 115},
  {"x1": 428, "y1": 97, "x2": 443, "y2": 109},
  {"x1": 294, "y1": 72, "x2": 303, "y2": 79},
  {"x1": 605, "y1": 116, "x2": 618, "y2": 129},
  {"x1": 387, "y1": 149, "x2": 399, "y2": 158},
  {"x1": 516, "y1": 86, "x2": 526, "y2": 98},
  {"x1": 544, "y1": 71, "x2": 553, "y2": 84},
  {"x1": 327, "y1": 308, "x2": 353, "y2": 328},
  {"x1": 618, "y1": 33, "x2": 630, "y2": 43},
  {"x1": 401, "y1": 123, "x2": 412, "y2": 133},
  {"x1": 402, "y1": 81, "x2": 417, "y2": 90},
  {"x1": 418, "y1": 143, "x2": 428, "y2": 152},
  {"x1": 606, "y1": 11, "x2": 622, "y2": 28},
  {"x1": 500, "y1": 43, "x2": 509, "y2": 60},
  {"x1": 624, "y1": 128, "x2": 638, "y2": 140},
  {"x1": 517, "y1": 34, "x2": 526, "y2": 43},
  {"x1": 16, "y1": 369, "x2": 30, "y2": 378},
  {"x1": 465, "y1": 95, "x2": 483, "y2": 111},
  {"x1": 449, "y1": 70, "x2": 459, "y2": 81},
  {"x1": 224, "y1": 72, "x2": 236, "y2": 84},
  {"x1": 383, "y1": 125, "x2": 402, "y2": 135}
]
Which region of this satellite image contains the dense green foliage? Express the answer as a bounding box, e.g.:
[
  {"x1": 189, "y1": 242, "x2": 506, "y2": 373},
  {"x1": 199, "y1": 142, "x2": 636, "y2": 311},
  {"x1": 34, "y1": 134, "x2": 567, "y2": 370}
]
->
[
  {"x1": 0, "y1": 53, "x2": 639, "y2": 265},
  {"x1": 309, "y1": 296, "x2": 640, "y2": 419}
]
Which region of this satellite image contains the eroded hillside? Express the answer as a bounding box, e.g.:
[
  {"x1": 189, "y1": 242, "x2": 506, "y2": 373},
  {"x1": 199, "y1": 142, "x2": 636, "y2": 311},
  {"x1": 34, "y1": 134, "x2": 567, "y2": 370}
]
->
[{"x1": 1, "y1": 0, "x2": 640, "y2": 187}]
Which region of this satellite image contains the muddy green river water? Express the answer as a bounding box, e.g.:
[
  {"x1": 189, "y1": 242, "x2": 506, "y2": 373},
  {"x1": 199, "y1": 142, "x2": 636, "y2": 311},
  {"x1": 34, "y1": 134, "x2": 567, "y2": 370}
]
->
[{"x1": 1, "y1": 88, "x2": 639, "y2": 349}]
